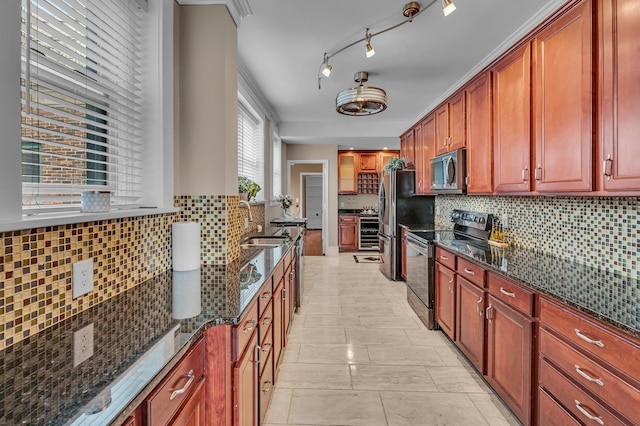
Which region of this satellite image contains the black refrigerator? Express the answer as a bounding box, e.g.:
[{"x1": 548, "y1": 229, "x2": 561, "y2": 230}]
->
[{"x1": 378, "y1": 169, "x2": 434, "y2": 280}]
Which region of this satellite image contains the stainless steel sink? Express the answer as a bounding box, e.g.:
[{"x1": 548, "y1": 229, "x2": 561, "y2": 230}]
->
[{"x1": 240, "y1": 235, "x2": 288, "y2": 249}]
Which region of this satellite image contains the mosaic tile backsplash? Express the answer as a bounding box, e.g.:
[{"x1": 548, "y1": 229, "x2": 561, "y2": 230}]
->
[
  {"x1": 0, "y1": 214, "x2": 175, "y2": 351},
  {"x1": 434, "y1": 196, "x2": 639, "y2": 279}
]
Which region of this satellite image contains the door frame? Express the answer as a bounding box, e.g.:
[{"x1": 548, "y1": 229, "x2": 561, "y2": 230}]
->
[
  {"x1": 300, "y1": 172, "x2": 323, "y2": 224},
  {"x1": 287, "y1": 160, "x2": 328, "y2": 254}
]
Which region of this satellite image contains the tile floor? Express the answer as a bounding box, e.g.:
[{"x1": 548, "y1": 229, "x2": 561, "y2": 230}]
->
[{"x1": 264, "y1": 253, "x2": 520, "y2": 426}]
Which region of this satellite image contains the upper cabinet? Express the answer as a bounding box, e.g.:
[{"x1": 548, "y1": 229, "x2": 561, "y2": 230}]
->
[
  {"x1": 338, "y1": 152, "x2": 358, "y2": 194},
  {"x1": 379, "y1": 152, "x2": 398, "y2": 171},
  {"x1": 400, "y1": 130, "x2": 416, "y2": 166},
  {"x1": 358, "y1": 152, "x2": 378, "y2": 173},
  {"x1": 493, "y1": 44, "x2": 532, "y2": 193},
  {"x1": 435, "y1": 92, "x2": 466, "y2": 155},
  {"x1": 533, "y1": 0, "x2": 593, "y2": 192},
  {"x1": 417, "y1": 114, "x2": 435, "y2": 195},
  {"x1": 599, "y1": 0, "x2": 640, "y2": 191},
  {"x1": 465, "y1": 73, "x2": 493, "y2": 194}
]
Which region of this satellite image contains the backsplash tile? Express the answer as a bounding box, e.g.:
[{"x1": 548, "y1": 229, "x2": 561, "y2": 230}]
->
[{"x1": 434, "y1": 195, "x2": 639, "y2": 279}]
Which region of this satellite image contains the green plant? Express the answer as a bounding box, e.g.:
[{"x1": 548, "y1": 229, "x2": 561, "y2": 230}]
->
[
  {"x1": 383, "y1": 157, "x2": 407, "y2": 171},
  {"x1": 247, "y1": 182, "x2": 261, "y2": 200},
  {"x1": 238, "y1": 176, "x2": 251, "y2": 193}
]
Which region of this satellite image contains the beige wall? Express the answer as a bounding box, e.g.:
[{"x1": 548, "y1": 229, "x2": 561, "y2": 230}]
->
[
  {"x1": 286, "y1": 143, "x2": 339, "y2": 250},
  {"x1": 175, "y1": 5, "x2": 237, "y2": 195}
]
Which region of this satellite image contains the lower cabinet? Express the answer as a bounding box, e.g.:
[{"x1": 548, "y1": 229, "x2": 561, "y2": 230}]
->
[
  {"x1": 171, "y1": 379, "x2": 206, "y2": 426},
  {"x1": 435, "y1": 261, "x2": 456, "y2": 340},
  {"x1": 455, "y1": 276, "x2": 485, "y2": 372},
  {"x1": 234, "y1": 330, "x2": 259, "y2": 426},
  {"x1": 338, "y1": 215, "x2": 358, "y2": 252}
]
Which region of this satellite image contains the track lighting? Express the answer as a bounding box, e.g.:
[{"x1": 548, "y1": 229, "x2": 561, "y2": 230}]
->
[
  {"x1": 442, "y1": 0, "x2": 456, "y2": 16},
  {"x1": 365, "y1": 29, "x2": 375, "y2": 58},
  {"x1": 321, "y1": 53, "x2": 332, "y2": 77}
]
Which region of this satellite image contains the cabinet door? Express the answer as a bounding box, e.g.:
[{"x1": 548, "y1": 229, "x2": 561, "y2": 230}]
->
[
  {"x1": 455, "y1": 277, "x2": 485, "y2": 373},
  {"x1": 485, "y1": 295, "x2": 533, "y2": 425},
  {"x1": 600, "y1": 0, "x2": 640, "y2": 191},
  {"x1": 533, "y1": 0, "x2": 593, "y2": 192},
  {"x1": 338, "y1": 153, "x2": 357, "y2": 194},
  {"x1": 435, "y1": 262, "x2": 456, "y2": 340},
  {"x1": 416, "y1": 114, "x2": 435, "y2": 195},
  {"x1": 493, "y1": 44, "x2": 532, "y2": 193},
  {"x1": 465, "y1": 73, "x2": 493, "y2": 194},
  {"x1": 449, "y1": 92, "x2": 466, "y2": 151},
  {"x1": 358, "y1": 153, "x2": 378, "y2": 172},
  {"x1": 435, "y1": 104, "x2": 450, "y2": 155},
  {"x1": 379, "y1": 152, "x2": 398, "y2": 173},
  {"x1": 338, "y1": 216, "x2": 358, "y2": 251},
  {"x1": 171, "y1": 379, "x2": 206, "y2": 426},
  {"x1": 401, "y1": 130, "x2": 416, "y2": 166},
  {"x1": 272, "y1": 281, "x2": 284, "y2": 367},
  {"x1": 234, "y1": 331, "x2": 258, "y2": 426}
]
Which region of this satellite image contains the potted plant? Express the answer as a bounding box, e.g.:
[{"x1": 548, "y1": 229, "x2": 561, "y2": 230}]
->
[
  {"x1": 238, "y1": 176, "x2": 261, "y2": 201},
  {"x1": 383, "y1": 157, "x2": 408, "y2": 171}
]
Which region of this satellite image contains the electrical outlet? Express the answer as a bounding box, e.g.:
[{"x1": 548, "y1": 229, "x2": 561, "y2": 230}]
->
[
  {"x1": 73, "y1": 323, "x2": 94, "y2": 367},
  {"x1": 436, "y1": 206, "x2": 441, "y2": 215},
  {"x1": 244, "y1": 217, "x2": 249, "y2": 229},
  {"x1": 72, "y1": 259, "x2": 94, "y2": 298},
  {"x1": 502, "y1": 213, "x2": 509, "y2": 229}
]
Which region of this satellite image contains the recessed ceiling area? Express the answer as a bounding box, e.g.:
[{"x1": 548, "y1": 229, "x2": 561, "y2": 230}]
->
[{"x1": 237, "y1": 0, "x2": 566, "y2": 150}]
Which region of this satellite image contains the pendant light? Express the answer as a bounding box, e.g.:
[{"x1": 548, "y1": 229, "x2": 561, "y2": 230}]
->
[{"x1": 336, "y1": 72, "x2": 387, "y2": 116}]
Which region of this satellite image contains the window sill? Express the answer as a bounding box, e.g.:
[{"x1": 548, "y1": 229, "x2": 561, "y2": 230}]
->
[{"x1": 0, "y1": 207, "x2": 179, "y2": 233}]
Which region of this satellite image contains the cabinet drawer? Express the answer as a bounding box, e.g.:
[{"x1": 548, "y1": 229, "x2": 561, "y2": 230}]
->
[
  {"x1": 235, "y1": 301, "x2": 259, "y2": 361},
  {"x1": 258, "y1": 323, "x2": 273, "y2": 377},
  {"x1": 145, "y1": 338, "x2": 205, "y2": 426},
  {"x1": 259, "y1": 300, "x2": 273, "y2": 344},
  {"x1": 539, "y1": 297, "x2": 640, "y2": 384},
  {"x1": 539, "y1": 328, "x2": 640, "y2": 423},
  {"x1": 435, "y1": 247, "x2": 456, "y2": 270},
  {"x1": 538, "y1": 388, "x2": 581, "y2": 426},
  {"x1": 339, "y1": 215, "x2": 358, "y2": 223},
  {"x1": 539, "y1": 359, "x2": 628, "y2": 426},
  {"x1": 487, "y1": 273, "x2": 534, "y2": 316},
  {"x1": 258, "y1": 283, "x2": 273, "y2": 319},
  {"x1": 456, "y1": 257, "x2": 485, "y2": 288}
]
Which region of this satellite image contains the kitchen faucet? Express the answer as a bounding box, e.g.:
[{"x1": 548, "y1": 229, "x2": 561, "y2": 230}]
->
[{"x1": 239, "y1": 200, "x2": 253, "y2": 222}]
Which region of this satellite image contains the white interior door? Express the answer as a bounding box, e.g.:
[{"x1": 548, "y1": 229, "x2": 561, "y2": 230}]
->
[{"x1": 305, "y1": 175, "x2": 323, "y2": 229}]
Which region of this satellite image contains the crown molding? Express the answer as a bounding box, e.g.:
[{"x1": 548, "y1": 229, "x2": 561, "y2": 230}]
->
[
  {"x1": 175, "y1": 0, "x2": 251, "y2": 26},
  {"x1": 238, "y1": 59, "x2": 281, "y2": 127}
]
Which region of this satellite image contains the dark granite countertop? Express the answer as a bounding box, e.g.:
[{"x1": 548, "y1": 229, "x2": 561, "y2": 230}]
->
[
  {"x1": 406, "y1": 230, "x2": 640, "y2": 339},
  {"x1": 0, "y1": 227, "x2": 302, "y2": 426}
]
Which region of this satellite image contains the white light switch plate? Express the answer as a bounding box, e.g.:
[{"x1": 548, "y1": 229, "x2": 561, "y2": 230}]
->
[
  {"x1": 501, "y1": 213, "x2": 509, "y2": 229},
  {"x1": 73, "y1": 323, "x2": 94, "y2": 367},
  {"x1": 72, "y1": 259, "x2": 94, "y2": 298}
]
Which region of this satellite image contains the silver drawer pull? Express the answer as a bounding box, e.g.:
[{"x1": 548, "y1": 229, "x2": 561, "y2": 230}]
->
[
  {"x1": 261, "y1": 342, "x2": 272, "y2": 353},
  {"x1": 476, "y1": 297, "x2": 483, "y2": 316},
  {"x1": 440, "y1": 255, "x2": 449, "y2": 261},
  {"x1": 262, "y1": 380, "x2": 272, "y2": 393},
  {"x1": 243, "y1": 319, "x2": 256, "y2": 333},
  {"x1": 499, "y1": 287, "x2": 516, "y2": 298},
  {"x1": 262, "y1": 316, "x2": 272, "y2": 327},
  {"x1": 463, "y1": 268, "x2": 475, "y2": 275},
  {"x1": 575, "y1": 329, "x2": 605, "y2": 348},
  {"x1": 574, "y1": 365, "x2": 604, "y2": 387},
  {"x1": 261, "y1": 291, "x2": 271, "y2": 299},
  {"x1": 170, "y1": 370, "x2": 195, "y2": 400},
  {"x1": 574, "y1": 400, "x2": 604, "y2": 425}
]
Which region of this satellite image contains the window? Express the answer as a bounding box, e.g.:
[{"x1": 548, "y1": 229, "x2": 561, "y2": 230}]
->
[
  {"x1": 271, "y1": 132, "x2": 282, "y2": 201},
  {"x1": 237, "y1": 98, "x2": 264, "y2": 200},
  {"x1": 20, "y1": 0, "x2": 146, "y2": 211}
]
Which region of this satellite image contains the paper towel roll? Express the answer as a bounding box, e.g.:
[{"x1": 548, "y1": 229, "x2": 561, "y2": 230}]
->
[
  {"x1": 172, "y1": 269, "x2": 202, "y2": 319},
  {"x1": 172, "y1": 222, "x2": 200, "y2": 271}
]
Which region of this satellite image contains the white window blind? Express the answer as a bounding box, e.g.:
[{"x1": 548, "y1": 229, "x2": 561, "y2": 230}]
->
[
  {"x1": 20, "y1": 0, "x2": 146, "y2": 211},
  {"x1": 271, "y1": 133, "x2": 282, "y2": 200},
  {"x1": 237, "y1": 100, "x2": 264, "y2": 200}
]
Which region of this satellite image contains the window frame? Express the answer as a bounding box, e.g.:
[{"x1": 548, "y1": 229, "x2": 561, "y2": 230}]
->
[{"x1": 237, "y1": 93, "x2": 265, "y2": 202}]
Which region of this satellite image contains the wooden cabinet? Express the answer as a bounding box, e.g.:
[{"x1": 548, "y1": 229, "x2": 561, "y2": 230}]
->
[
  {"x1": 338, "y1": 215, "x2": 358, "y2": 252},
  {"x1": 599, "y1": 0, "x2": 640, "y2": 191},
  {"x1": 234, "y1": 329, "x2": 259, "y2": 426},
  {"x1": 338, "y1": 152, "x2": 357, "y2": 194},
  {"x1": 455, "y1": 275, "x2": 486, "y2": 373},
  {"x1": 272, "y1": 279, "x2": 284, "y2": 367},
  {"x1": 379, "y1": 152, "x2": 398, "y2": 171},
  {"x1": 465, "y1": 73, "x2": 493, "y2": 194},
  {"x1": 493, "y1": 44, "x2": 532, "y2": 193},
  {"x1": 358, "y1": 152, "x2": 378, "y2": 172},
  {"x1": 171, "y1": 379, "x2": 206, "y2": 426},
  {"x1": 485, "y1": 272, "x2": 535, "y2": 425},
  {"x1": 400, "y1": 130, "x2": 415, "y2": 166},
  {"x1": 533, "y1": 0, "x2": 593, "y2": 192},
  {"x1": 143, "y1": 338, "x2": 206, "y2": 426},
  {"x1": 435, "y1": 92, "x2": 466, "y2": 155},
  {"x1": 435, "y1": 260, "x2": 456, "y2": 340},
  {"x1": 416, "y1": 114, "x2": 434, "y2": 194}
]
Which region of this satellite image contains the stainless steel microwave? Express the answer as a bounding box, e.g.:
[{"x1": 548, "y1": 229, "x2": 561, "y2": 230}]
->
[{"x1": 430, "y1": 149, "x2": 467, "y2": 194}]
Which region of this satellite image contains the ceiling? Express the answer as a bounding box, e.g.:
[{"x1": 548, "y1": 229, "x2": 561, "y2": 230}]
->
[{"x1": 237, "y1": 0, "x2": 565, "y2": 150}]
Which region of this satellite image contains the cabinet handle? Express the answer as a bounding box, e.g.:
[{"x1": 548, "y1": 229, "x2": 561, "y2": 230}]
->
[
  {"x1": 463, "y1": 268, "x2": 475, "y2": 276},
  {"x1": 243, "y1": 319, "x2": 256, "y2": 333},
  {"x1": 574, "y1": 400, "x2": 605, "y2": 425},
  {"x1": 170, "y1": 370, "x2": 195, "y2": 400},
  {"x1": 486, "y1": 303, "x2": 494, "y2": 321},
  {"x1": 575, "y1": 329, "x2": 605, "y2": 348},
  {"x1": 261, "y1": 316, "x2": 272, "y2": 327},
  {"x1": 499, "y1": 287, "x2": 516, "y2": 298},
  {"x1": 535, "y1": 165, "x2": 542, "y2": 181},
  {"x1": 476, "y1": 297, "x2": 483, "y2": 316},
  {"x1": 603, "y1": 155, "x2": 612, "y2": 180},
  {"x1": 262, "y1": 380, "x2": 273, "y2": 393},
  {"x1": 440, "y1": 255, "x2": 449, "y2": 261},
  {"x1": 465, "y1": 175, "x2": 470, "y2": 186},
  {"x1": 254, "y1": 345, "x2": 261, "y2": 364},
  {"x1": 448, "y1": 278, "x2": 454, "y2": 292},
  {"x1": 574, "y1": 364, "x2": 604, "y2": 387},
  {"x1": 261, "y1": 291, "x2": 271, "y2": 299},
  {"x1": 261, "y1": 342, "x2": 272, "y2": 353},
  {"x1": 522, "y1": 166, "x2": 529, "y2": 182}
]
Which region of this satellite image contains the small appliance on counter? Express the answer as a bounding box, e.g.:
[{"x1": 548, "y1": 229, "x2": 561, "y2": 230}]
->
[
  {"x1": 404, "y1": 209, "x2": 493, "y2": 329},
  {"x1": 429, "y1": 148, "x2": 466, "y2": 194}
]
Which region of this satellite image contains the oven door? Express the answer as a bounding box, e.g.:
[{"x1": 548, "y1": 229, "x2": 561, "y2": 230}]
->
[
  {"x1": 378, "y1": 233, "x2": 394, "y2": 280},
  {"x1": 405, "y1": 235, "x2": 436, "y2": 329}
]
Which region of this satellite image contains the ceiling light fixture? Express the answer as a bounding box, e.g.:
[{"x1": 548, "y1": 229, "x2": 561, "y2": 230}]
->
[
  {"x1": 365, "y1": 29, "x2": 375, "y2": 58},
  {"x1": 317, "y1": 1, "x2": 457, "y2": 90},
  {"x1": 442, "y1": 0, "x2": 456, "y2": 16},
  {"x1": 336, "y1": 72, "x2": 388, "y2": 116}
]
